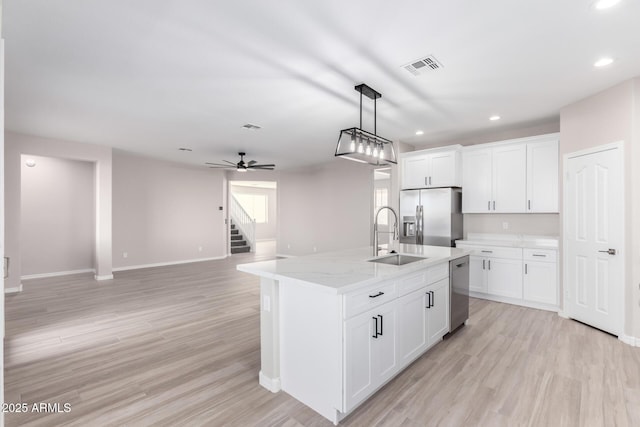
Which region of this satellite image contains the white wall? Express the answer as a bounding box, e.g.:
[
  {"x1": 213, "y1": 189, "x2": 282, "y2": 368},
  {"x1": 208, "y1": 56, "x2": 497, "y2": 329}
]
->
[
  {"x1": 21, "y1": 155, "x2": 95, "y2": 276},
  {"x1": 559, "y1": 78, "x2": 640, "y2": 341},
  {"x1": 112, "y1": 150, "x2": 226, "y2": 269},
  {"x1": 230, "y1": 184, "x2": 277, "y2": 240}
]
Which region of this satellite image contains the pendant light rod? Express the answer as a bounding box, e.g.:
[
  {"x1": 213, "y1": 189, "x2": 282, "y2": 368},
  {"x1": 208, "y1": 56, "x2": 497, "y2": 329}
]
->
[{"x1": 354, "y1": 83, "x2": 381, "y2": 136}]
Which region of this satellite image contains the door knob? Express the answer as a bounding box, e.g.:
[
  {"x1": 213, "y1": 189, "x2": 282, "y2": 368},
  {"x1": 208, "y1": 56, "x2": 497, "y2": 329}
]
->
[{"x1": 598, "y1": 249, "x2": 617, "y2": 255}]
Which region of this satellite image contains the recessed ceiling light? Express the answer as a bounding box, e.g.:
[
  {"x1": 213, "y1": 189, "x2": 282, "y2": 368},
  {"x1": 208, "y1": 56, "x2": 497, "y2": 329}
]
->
[
  {"x1": 25, "y1": 159, "x2": 37, "y2": 167},
  {"x1": 178, "y1": 147, "x2": 193, "y2": 152},
  {"x1": 593, "y1": 0, "x2": 621, "y2": 10},
  {"x1": 594, "y1": 57, "x2": 614, "y2": 67},
  {"x1": 415, "y1": 130, "x2": 424, "y2": 135},
  {"x1": 489, "y1": 115, "x2": 501, "y2": 121}
]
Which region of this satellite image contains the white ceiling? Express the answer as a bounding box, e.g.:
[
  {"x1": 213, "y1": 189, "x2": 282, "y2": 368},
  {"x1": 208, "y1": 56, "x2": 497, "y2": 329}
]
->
[{"x1": 4, "y1": 1, "x2": 640, "y2": 170}]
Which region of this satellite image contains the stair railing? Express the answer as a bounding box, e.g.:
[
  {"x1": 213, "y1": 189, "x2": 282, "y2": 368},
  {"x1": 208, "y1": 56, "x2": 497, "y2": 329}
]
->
[{"x1": 230, "y1": 195, "x2": 256, "y2": 252}]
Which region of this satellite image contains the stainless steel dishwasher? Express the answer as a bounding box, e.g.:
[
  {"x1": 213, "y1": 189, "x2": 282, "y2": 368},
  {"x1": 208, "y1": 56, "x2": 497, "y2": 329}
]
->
[{"x1": 449, "y1": 256, "x2": 469, "y2": 333}]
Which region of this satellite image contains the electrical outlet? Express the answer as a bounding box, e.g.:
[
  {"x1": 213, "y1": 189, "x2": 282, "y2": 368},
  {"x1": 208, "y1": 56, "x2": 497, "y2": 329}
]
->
[
  {"x1": 313, "y1": 246, "x2": 317, "y2": 252},
  {"x1": 198, "y1": 246, "x2": 203, "y2": 252},
  {"x1": 287, "y1": 244, "x2": 291, "y2": 249},
  {"x1": 263, "y1": 295, "x2": 271, "y2": 312},
  {"x1": 123, "y1": 252, "x2": 128, "y2": 259},
  {"x1": 502, "y1": 222, "x2": 509, "y2": 230}
]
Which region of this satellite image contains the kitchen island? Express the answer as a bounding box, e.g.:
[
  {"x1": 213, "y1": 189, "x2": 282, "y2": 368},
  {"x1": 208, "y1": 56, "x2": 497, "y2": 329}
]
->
[{"x1": 237, "y1": 244, "x2": 469, "y2": 424}]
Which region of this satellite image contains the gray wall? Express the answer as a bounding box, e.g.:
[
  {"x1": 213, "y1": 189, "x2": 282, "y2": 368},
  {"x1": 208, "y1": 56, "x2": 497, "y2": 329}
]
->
[
  {"x1": 559, "y1": 78, "x2": 640, "y2": 340},
  {"x1": 21, "y1": 155, "x2": 95, "y2": 276},
  {"x1": 112, "y1": 150, "x2": 226, "y2": 269}
]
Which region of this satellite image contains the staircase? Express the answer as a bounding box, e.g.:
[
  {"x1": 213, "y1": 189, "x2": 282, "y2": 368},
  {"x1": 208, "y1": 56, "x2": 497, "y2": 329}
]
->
[{"x1": 230, "y1": 220, "x2": 251, "y2": 254}]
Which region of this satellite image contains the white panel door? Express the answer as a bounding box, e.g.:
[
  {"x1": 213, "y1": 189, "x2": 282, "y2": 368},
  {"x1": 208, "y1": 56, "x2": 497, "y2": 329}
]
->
[
  {"x1": 397, "y1": 288, "x2": 428, "y2": 365},
  {"x1": 462, "y1": 149, "x2": 492, "y2": 212},
  {"x1": 527, "y1": 140, "x2": 559, "y2": 212},
  {"x1": 565, "y1": 146, "x2": 624, "y2": 336},
  {"x1": 429, "y1": 151, "x2": 457, "y2": 187},
  {"x1": 487, "y1": 258, "x2": 523, "y2": 299},
  {"x1": 402, "y1": 155, "x2": 429, "y2": 189},
  {"x1": 492, "y1": 144, "x2": 527, "y2": 212}
]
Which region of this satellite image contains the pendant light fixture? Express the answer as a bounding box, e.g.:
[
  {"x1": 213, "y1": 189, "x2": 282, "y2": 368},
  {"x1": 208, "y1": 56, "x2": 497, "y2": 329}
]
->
[{"x1": 335, "y1": 83, "x2": 397, "y2": 165}]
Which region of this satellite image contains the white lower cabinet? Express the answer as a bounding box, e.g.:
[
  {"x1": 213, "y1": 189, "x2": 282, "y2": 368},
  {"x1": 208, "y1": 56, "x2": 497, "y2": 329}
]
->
[
  {"x1": 457, "y1": 242, "x2": 558, "y2": 311},
  {"x1": 486, "y1": 258, "x2": 523, "y2": 299},
  {"x1": 344, "y1": 301, "x2": 397, "y2": 411},
  {"x1": 426, "y1": 278, "x2": 450, "y2": 345}
]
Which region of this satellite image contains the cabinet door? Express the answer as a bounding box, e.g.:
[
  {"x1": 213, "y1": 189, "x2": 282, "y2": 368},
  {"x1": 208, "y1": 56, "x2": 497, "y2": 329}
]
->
[
  {"x1": 492, "y1": 144, "x2": 527, "y2": 212},
  {"x1": 487, "y1": 258, "x2": 523, "y2": 299},
  {"x1": 469, "y1": 255, "x2": 487, "y2": 293},
  {"x1": 397, "y1": 288, "x2": 428, "y2": 365},
  {"x1": 524, "y1": 261, "x2": 557, "y2": 305},
  {"x1": 372, "y1": 302, "x2": 398, "y2": 384},
  {"x1": 344, "y1": 310, "x2": 375, "y2": 411},
  {"x1": 402, "y1": 155, "x2": 429, "y2": 189},
  {"x1": 426, "y1": 278, "x2": 450, "y2": 346},
  {"x1": 527, "y1": 140, "x2": 559, "y2": 213},
  {"x1": 462, "y1": 149, "x2": 492, "y2": 212},
  {"x1": 429, "y1": 151, "x2": 458, "y2": 187}
]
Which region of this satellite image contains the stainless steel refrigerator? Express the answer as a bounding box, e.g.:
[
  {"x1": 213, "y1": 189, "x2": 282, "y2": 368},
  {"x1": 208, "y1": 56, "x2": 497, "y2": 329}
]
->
[{"x1": 400, "y1": 187, "x2": 462, "y2": 247}]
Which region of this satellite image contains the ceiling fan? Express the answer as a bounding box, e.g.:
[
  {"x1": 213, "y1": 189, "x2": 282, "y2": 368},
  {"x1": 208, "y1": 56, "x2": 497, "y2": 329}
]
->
[{"x1": 205, "y1": 152, "x2": 275, "y2": 172}]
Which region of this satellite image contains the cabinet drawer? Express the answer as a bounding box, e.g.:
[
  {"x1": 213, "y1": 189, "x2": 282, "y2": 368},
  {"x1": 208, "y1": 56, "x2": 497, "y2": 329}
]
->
[
  {"x1": 426, "y1": 262, "x2": 449, "y2": 284},
  {"x1": 344, "y1": 282, "x2": 397, "y2": 318},
  {"x1": 397, "y1": 271, "x2": 427, "y2": 297},
  {"x1": 459, "y1": 246, "x2": 522, "y2": 260},
  {"x1": 523, "y1": 248, "x2": 557, "y2": 262}
]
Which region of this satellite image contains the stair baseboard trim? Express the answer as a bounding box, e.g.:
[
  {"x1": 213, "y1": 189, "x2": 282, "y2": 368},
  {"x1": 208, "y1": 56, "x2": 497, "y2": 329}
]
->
[
  {"x1": 5, "y1": 284, "x2": 24, "y2": 294},
  {"x1": 22, "y1": 268, "x2": 96, "y2": 280},
  {"x1": 113, "y1": 255, "x2": 228, "y2": 272}
]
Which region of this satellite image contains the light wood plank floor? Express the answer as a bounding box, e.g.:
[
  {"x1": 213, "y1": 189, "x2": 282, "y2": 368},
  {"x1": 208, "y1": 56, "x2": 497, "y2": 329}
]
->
[{"x1": 5, "y1": 249, "x2": 640, "y2": 426}]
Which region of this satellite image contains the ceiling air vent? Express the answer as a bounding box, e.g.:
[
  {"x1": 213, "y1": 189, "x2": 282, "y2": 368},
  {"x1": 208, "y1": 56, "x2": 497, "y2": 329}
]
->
[
  {"x1": 242, "y1": 123, "x2": 262, "y2": 130},
  {"x1": 403, "y1": 55, "x2": 443, "y2": 76}
]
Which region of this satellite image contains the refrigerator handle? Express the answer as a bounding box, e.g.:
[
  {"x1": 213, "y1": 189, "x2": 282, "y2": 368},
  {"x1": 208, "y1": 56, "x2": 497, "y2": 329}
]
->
[{"x1": 416, "y1": 205, "x2": 424, "y2": 245}]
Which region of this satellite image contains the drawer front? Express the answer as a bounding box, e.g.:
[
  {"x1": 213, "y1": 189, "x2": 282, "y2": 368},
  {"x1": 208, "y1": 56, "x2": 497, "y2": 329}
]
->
[
  {"x1": 523, "y1": 248, "x2": 557, "y2": 262},
  {"x1": 344, "y1": 282, "x2": 397, "y2": 318},
  {"x1": 458, "y1": 245, "x2": 522, "y2": 260},
  {"x1": 397, "y1": 271, "x2": 427, "y2": 297},
  {"x1": 426, "y1": 262, "x2": 449, "y2": 284}
]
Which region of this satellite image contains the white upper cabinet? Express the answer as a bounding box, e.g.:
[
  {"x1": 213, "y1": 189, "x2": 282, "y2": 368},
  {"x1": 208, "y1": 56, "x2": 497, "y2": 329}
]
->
[
  {"x1": 526, "y1": 138, "x2": 559, "y2": 212},
  {"x1": 401, "y1": 146, "x2": 461, "y2": 189},
  {"x1": 461, "y1": 134, "x2": 559, "y2": 213},
  {"x1": 492, "y1": 144, "x2": 527, "y2": 213}
]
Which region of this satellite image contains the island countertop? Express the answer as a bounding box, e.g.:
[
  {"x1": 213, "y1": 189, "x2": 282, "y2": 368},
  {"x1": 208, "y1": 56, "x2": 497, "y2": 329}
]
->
[{"x1": 237, "y1": 244, "x2": 469, "y2": 294}]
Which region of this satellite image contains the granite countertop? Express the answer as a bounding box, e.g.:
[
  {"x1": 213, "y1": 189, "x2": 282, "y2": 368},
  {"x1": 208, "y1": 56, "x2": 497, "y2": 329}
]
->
[{"x1": 237, "y1": 243, "x2": 469, "y2": 294}]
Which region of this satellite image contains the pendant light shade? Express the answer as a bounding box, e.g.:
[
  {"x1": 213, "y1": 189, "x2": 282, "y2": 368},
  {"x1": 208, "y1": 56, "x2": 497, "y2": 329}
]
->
[{"x1": 335, "y1": 83, "x2": 397, "y2": 165}]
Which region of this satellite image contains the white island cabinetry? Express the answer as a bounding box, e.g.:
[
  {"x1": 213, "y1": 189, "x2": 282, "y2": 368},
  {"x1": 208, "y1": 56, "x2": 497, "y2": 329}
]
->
[{"x1": 238, "y1": 245, "x2": 467, "y2": 424}]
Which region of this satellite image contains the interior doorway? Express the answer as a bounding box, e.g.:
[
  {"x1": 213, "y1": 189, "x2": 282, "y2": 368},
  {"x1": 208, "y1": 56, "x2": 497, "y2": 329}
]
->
[
  {"x1": 563, "y1": 142, "x2": 624, "y2": 336},
  {"x1": 229, "y1": 181, "x2": 277, "y2": 257}
]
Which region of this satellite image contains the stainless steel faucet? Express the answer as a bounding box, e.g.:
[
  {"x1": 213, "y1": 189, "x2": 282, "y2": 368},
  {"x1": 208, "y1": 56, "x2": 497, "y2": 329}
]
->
[{"x1": 373, "y1": 206, "x2": 399, "y2": 256}]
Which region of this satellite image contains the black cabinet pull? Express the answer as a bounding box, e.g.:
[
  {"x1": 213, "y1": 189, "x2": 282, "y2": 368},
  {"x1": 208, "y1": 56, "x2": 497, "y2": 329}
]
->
[
  {"x1": 372, "y1": 317, "x2": 379, "y2": 338},
  {"x1": 378, "y1": 315, "x2": 383, "y2": 336},
  {"x1": 431, "y1": 291, "x2": 435, "y2": 307},
  {"x1": 426, "y1": 291, "x2": 431, "y2": 308},
  {"x1": 369, "y1": 291, "x2": 384, "y2": 298},
  {"x1": 482, "y1": 259, "x2": 485, "y2": 270}
]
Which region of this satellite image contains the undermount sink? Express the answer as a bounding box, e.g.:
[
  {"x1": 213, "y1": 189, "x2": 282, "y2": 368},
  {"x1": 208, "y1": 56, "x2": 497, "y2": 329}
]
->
[{"x1": 368, "y1": 254, "x2": 428, "y2": 266}]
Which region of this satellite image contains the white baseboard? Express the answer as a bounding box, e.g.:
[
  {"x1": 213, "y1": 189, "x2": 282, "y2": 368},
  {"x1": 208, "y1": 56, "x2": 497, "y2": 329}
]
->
[
  {"x1": 619, "y1": 334, "x2": 640, "y2": 347},
  {"x1": 5, "y1": 284, "x2": 23, "y2": 294},
  {"x1": 258, "y1": 371, "x2": 281, "y2": 393},
  {"x1": 112, "y1": 255, "x2": 228, "y2": 272},
  {"x1": 557, "y1": 310, "x2": 569, "y2": 319},
  {"x1": 22, "y1": 268, "x2": 96, "y2": 280},
  {"x1": 469, "y1": 291, "x2": 559, "y2": 313},
  {"x1": 95, "y1": 274, "x2": 114, "y2": 281}
]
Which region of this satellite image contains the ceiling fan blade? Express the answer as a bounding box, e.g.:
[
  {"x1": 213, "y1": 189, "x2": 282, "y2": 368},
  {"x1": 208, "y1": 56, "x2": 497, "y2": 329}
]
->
[
  {"x1": 205, "y1": 162, "x2": 233, "y2": 166},
  {"x1": 249, "y1": 164, "x2": 275, "y2": 168},
  {"x1": 223, "y1": 160, "x2": 237, "y2": 166},
  {"x1": 207, "y1": 165, "x2": 234, "y2": 169},
  {"x1": 248, "y1": 160, "x2": 257, "y2": 165}
]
